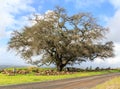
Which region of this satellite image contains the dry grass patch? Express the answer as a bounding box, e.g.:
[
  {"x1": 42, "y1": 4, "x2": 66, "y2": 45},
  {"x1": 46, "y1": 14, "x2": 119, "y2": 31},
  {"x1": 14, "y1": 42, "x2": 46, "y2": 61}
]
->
[{"x1": 92, "y1": 77, "x2": 120, "y2": 89}]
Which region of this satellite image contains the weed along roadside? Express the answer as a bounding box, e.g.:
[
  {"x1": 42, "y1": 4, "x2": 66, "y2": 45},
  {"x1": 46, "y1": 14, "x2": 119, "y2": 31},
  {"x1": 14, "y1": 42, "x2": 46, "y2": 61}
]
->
[
  {"x1": 0, "y1": 67, "x2": 120, "y2": 86},
  {"x1": 91, "y1": 76, "x2": 120, "y2": 89}
]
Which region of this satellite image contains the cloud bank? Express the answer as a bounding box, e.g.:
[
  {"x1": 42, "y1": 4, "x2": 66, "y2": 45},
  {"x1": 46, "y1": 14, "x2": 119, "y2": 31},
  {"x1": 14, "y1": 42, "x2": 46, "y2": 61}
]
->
[{"x1": 0, "y1": 0, "x2": 35, "y2": 39}]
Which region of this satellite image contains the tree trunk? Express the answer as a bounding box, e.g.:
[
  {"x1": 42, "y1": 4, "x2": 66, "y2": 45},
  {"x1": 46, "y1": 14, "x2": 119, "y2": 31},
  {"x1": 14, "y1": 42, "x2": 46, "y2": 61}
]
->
[{"x1": 57, "y1": 64, "x2": 64, "y2": 72}]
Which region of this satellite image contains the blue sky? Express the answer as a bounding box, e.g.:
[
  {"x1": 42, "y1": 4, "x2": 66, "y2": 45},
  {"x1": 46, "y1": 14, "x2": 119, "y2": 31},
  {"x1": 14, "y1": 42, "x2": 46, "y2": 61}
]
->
[{"x1": 1, "y1": 0, "x2": 120, "y2": 68}]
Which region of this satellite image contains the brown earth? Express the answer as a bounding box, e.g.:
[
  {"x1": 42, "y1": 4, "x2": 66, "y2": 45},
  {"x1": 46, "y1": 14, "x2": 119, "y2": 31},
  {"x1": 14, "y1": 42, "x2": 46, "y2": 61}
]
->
[{"x1": 0, "y1": 73, "x2": 120, "y2": 89}]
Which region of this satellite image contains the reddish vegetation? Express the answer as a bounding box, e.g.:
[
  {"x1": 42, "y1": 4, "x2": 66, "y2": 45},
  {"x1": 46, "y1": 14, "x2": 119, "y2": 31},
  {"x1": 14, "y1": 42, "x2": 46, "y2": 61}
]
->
[
  {"x1": 0, "y1": 68, "x2": 73, "y2": 76},
  {"x1": 35, "y1": 70, "x2": 72, "y2": 76}
]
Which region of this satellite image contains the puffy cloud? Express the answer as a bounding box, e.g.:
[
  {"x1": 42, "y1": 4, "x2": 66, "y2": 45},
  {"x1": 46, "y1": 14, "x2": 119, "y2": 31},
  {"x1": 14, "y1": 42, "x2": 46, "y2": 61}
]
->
[
  {"x1": 1, "y1": 0, "x2": 120, "y2": 68},
  {"x1": 109, "y1": 0, "x2": 120, "y2": 9},
  {"x1": 106, "y1": 10, "x2": 120, "y2": 42},
  {"x1": 0, "y1": 0, "x2": 37, "y2": 65},
  {"x1": 80, "y1": 43, "x2": 120, "y2": 68},
  {"x1": 104, "y1": 0, "x2": 120, "y2": 43},
  {"x1": 93, "y1": 6, "x2": 120, "y2": 68},
  {"x1": 103, "y1": 43, "x2": 120, "y2": 65},
  {"x1": 0, "y1": 0, "x2": 35, "y2": 39},
  {"x1": 0, "y1": 45, "x2": 27, "y2": 65},
  {"x1": 64, "y1": 0, "x2": 120, "y2": 68}
]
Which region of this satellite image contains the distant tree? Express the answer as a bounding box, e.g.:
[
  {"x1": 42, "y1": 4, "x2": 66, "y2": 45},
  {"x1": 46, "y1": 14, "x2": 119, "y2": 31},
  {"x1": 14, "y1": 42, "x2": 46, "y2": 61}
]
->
[
  {"x1": 89, "y1": 66, "x2": 92, "y2": 71},
  {"x1": 8, "y1": 7, "x2": 114, "y2": 71},
  {"x1": 95, "y1": 67, "x2": 100, "y2": 71},
  {"x1": 86, "y1": 67, "x2": 89, "y2": 71}
]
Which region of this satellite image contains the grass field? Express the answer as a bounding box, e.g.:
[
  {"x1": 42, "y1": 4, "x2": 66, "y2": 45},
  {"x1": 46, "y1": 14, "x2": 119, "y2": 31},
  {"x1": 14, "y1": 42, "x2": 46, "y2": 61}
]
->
[
  {"x1": 0, "y1": 68, "x2": 119, "y2": 86},
  {"x1": 92, "y1": 76, "x2": 120, "y2": 89}
]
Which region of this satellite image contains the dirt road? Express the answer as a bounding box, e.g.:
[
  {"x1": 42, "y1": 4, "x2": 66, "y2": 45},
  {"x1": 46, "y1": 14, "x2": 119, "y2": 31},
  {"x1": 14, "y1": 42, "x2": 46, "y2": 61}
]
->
[{"x1": 1, "y1": 73, "x2": 120, "y2": 89}]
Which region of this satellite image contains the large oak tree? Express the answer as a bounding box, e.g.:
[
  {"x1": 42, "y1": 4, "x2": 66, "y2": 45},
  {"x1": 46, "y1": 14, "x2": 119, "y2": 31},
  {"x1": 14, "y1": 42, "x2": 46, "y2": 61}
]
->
[{"x1": 8, "y1": 7, "x2": 114, "y2": 71}]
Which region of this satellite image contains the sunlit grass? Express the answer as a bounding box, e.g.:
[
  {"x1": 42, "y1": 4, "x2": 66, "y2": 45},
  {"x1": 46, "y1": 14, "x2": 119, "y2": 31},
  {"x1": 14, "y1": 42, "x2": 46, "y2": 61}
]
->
[
  {"x1": 92, "y1": 77, "x2": 120, "y2": 89},
  {"x1": 0, "y1": 69, "x2": 119, "y2": 86}
]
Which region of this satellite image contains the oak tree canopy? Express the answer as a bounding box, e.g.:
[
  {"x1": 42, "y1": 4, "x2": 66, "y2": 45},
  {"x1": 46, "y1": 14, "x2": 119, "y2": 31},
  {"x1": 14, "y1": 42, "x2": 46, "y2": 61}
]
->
[{"x1": 8, "y1": 7, "x2": 114, "y2": 71}]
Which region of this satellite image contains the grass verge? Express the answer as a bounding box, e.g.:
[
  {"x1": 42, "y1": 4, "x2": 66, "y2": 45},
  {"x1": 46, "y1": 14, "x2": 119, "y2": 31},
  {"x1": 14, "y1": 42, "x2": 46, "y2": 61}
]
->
[
  {"x1": 92, "y1": 76, "x2": 120, "y2": 89},
  {"x1": 0, "y1": 69, "x2": 119, "y2": 86}
]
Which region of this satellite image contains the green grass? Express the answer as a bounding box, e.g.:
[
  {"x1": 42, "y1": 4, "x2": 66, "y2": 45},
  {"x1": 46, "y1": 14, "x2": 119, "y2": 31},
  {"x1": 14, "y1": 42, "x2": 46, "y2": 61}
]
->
[
  {"x1": 92, "y1": 76, "x2": 120, "y2": 89},
  {"x1": 0, "y1": 69, "x2": 119, "y2": 86}
]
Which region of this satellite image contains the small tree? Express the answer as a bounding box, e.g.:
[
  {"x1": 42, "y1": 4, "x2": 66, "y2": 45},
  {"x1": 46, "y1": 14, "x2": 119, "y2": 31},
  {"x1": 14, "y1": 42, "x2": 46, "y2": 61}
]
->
[
  {"x1": 95, "y1": 67, "x2": 100, "y2": 71},
  {"x1": 8, "y1": 7, "x2": 114, "y2": 71}
]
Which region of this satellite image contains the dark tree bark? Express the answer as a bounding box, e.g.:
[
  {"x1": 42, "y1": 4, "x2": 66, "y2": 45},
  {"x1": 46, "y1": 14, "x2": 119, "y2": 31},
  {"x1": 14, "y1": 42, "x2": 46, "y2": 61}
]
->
[{"x1": 57, "y1": 65, "x2": 64, "y2": 72}]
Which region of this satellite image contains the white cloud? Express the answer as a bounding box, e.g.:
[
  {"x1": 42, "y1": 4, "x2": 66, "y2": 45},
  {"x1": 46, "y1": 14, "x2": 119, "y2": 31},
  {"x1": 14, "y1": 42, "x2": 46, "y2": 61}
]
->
[
  {"x1": 106, "y1": 10, "x2": 120, "y2": 42},
  {"x1": 0, "y1": 0, "x2": 37, "y2": 65},
  {"x1": 1, "y1": 0, "x2": 120, "y2": 68},
  {"x1": 91, "y1": 5, "x2": 120, "y2": 68},
  {"x1": 0, "y1": 0, "x2": 35, "y2": 39},
  {"x1": 103, "y1": 1, "x2": 120, "y2": 68},
  {"x1": 104, "y1": 43, "x2": 120, "y2": 65},
  {"x1": 0, "y1": 45, "x2": 28, "y2": 65},
  {"x1": 80, "y1": 43, "x2": 120, "y2": 68},
  {"x1": 109, "y1": 0, "x2": 120, "y2": 9},
  {"x1": 64, "y1": 0, "x2": 120, "y2": 68},
  {"x1": 103, "y1": 0, "x2": 120, "y2": 43}
]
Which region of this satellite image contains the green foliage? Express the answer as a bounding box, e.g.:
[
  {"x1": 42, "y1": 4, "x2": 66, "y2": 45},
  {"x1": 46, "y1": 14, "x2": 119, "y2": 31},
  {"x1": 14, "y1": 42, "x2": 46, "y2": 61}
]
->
[{"x1": 8, "y1": 7, "x2": 114, "y2": 71}]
